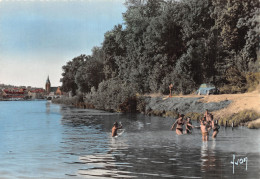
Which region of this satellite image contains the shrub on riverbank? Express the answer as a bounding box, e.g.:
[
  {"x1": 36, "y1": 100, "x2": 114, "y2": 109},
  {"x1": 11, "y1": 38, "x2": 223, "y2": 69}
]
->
[
  {"x1": 248, "y1": 119, "x2": 260, "y2": 129},
  {"x1": 136, "y1": 96, "x2": 148, "y2": 113},
  {"x1": 246, "y1": 72, "x2": 260, "y2": 92},
  {"x1": 85, "y1": 78, "x2": 138, "y2": 112},
  {"x1": 185, "y1": 112, "x2": 204, "y2": 121},
  {"x1": 52, "y1": 96, "x2": 81, "y2": 106},
  {"x1": 164, "y1": 111, "x2": 179, "y2": 118},
  {"x1": 218, "y1": 110, "x2": 260, "y2": 127},
  {"x1": 219, "y1": 72, "x2": 260, "y2": 94}
]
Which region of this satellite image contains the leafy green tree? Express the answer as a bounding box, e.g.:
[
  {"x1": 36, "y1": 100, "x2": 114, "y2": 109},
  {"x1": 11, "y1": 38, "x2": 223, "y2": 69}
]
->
[
  {"x1": 60, "y1": 55, "x2": 85, "y2": 96},
  {"x1": 75, "y1": 56, "x2": 104, "y2": 93},
  {"x1": 120, "y1": 0, "x2": 164, "y2": 93},
  {"x1": 102, "y1": 25, "x2": 126, "y2": 80},
  {"x1": 60, "y1": 0, "x2": 260, "y2": 96},
  {"x1": 85, "y1": 78, "x2": 138, "y2": 112},
  {"x1": 91, "y1": 46, "x2": 104, "y2": 62},
  {"x1": 236, "y1": 0, "x2": 260, "y2": 72},
  {"x1": 212, "y1": 0, "x2": 259, "y2": 72}
]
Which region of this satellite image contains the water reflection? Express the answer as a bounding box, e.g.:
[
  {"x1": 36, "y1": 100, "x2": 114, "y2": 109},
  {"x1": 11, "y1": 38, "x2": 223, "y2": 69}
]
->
[
  {"x1": 45, "y1": 101, "x2": 51, "y2": 114},
  {"x1": 0, "y1": 101, "x2": 258, "y2": 178},
  {"x1": 200, "y1": 140, "x2": 229, "y2": 178},
  {"x1": 58, "y1": 106, "x2": 260, "y2": 178},
  {"x1": 78, "y1": 136, "x2": 135, "y2": 178}
]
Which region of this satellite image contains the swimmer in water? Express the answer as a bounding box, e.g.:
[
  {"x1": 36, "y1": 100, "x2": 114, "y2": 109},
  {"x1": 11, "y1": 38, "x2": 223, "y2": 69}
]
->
[
  {"x1": 211, "y1": 116, "x2": 220, "y2": 138},
  {"x1": 171, "y1": 114, "x2": 185, "y2": 135},
  {"x1": 111, "y1": 122, "x2": 122, "y2": 137},
  {"x1": 185, "y1": 117, "x2": 194, "y2": 134},
  {"x1": 200, "y1": 118, "x2": 211, "y2": 141},
  {"x1": 204, "y1": 109, "x2": 212, "y2": 124}
]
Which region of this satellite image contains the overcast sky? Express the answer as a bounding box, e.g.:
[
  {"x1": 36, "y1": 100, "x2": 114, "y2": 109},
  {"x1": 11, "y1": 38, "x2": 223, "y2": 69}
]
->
[{"x1": 0, "y1": 0, "x2": 126, "y2": 88}]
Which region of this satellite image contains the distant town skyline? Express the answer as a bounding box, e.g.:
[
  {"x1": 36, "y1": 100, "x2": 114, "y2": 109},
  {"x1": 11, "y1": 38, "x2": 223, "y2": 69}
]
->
[{"x1": 0, "y1": 0, "x2": 126, "y2": 88}]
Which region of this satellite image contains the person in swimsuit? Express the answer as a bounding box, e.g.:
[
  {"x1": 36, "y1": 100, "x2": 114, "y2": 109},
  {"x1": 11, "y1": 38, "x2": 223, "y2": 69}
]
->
[
  {"x1": 111, "y1": 122, "x2": 122, "y2": 137},
  {"x1": 204, "y1": 109, "x2": 209, "y2": 117},
  {"x1": 171, "y1": 114, "x2": 185, "y2": 135},
  {"x1": 205, "y1": 109, "x2": 212, "y2": 124},
  {"x1": 211, "y1": 116, "x2": 220, "y2": 138},
  {"x1": 185, "y1": 117, "x2": 194, "y2": 134}
]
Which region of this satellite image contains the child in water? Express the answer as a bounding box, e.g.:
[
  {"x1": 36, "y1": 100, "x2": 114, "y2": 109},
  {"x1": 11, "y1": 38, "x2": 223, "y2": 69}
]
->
[
  {"x1": 112, "y1": 122, "x2": 122, "y2": 137},
  {"x1": 185, "y1": 117, "x2": 194, "y2": 134},
  {"x1": 171, "y1": 114, "x2": 185, "y2": 135},
  {"x1": 200, "y1": 118, "x2": 211, "y2": 141}
]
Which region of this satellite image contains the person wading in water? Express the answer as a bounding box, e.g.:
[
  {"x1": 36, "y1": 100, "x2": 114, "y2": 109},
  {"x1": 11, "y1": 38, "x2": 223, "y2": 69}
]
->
[
  {"x1": 111, "y1": 122, "x2": 122, "y2": 137},
  {"x1": 185, "y1": 117, "x2": 194, "y2": 134},
  {"x1": 200, "y1": 117, "x2": 211, "y2": 141},
  {"x1": 171, "y1": 114, "x2": 185, "y2": 135},
  {"x1": 211, "y1": 115, "x2": 220, "y2": 138}
]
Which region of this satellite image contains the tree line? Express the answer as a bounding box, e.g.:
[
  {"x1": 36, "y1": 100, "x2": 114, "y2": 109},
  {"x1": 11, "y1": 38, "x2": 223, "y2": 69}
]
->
[{"x1": 60, "y1": 0, "x2": 260, "y2": 97}]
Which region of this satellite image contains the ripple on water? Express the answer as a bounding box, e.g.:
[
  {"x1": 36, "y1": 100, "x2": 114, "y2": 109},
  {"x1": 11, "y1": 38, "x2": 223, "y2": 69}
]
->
[
  {"x1": 78, "y1": 153, "x2": 136, "y2": 178},
  {"x1": 1, "y1": 102, "x2": 259, "y2": 178}
]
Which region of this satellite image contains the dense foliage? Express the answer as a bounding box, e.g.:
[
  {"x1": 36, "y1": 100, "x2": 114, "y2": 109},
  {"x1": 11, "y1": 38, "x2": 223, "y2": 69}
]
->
[
  {"x1": 60, "y1": 0, "x2": 259, "y2": 99},
  {"x1": 85, "y1": 78, "x2": 138, "y2": 112}
]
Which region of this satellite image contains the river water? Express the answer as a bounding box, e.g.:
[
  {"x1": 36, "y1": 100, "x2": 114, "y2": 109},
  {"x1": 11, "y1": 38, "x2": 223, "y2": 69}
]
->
[{"x1": 0, "y1": 101, "x2": 259, "y2": 179}]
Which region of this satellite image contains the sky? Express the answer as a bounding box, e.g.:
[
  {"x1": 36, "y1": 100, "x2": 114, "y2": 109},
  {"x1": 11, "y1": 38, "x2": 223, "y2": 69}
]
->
[{"x1": 0, "y1": 0, "x2": 126, "y2": 88}]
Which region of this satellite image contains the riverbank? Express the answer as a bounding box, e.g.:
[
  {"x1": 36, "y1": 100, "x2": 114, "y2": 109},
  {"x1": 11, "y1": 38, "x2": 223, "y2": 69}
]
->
[
  {"x1": 142, "y1": 91, "x2": 260, "y2": 128},
  {"x1": 52, "y1": 90, "x2": 260, "y2": 128}
]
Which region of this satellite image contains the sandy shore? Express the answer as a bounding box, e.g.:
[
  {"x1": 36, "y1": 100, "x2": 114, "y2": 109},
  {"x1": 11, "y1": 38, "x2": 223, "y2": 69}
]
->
[
  {"x1": 198, "y1": 91, "x2": 260, "y2": 119},
  {"x1": 146, "y1": 90, "x2": 260, "y2": 119}
]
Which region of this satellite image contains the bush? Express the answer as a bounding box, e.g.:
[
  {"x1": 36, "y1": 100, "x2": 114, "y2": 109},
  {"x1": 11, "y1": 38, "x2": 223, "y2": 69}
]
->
[
  {"x1": 85, "y1": 78, "x2": 138, "y2": 112},
  {"x1": 52, "y1": 96, "x2": 81, "y2": 105},
  {"x1": 219, "y1": 72, "x2": 260, "y2": 94},
  {"x1": 164, "y1": 111, "x2": 179, "y2": 118},
  {"x1": 185, "y1": 112, "x2": 204, "y2": 121},
  {"x1": 248, "y1": 120, "x2": 260, "y2": 129},
  {"x1": 151, "y1": 110, "x2": 165, "y2": 116},
  {"x1": 219, "y1": 67, "x2": 247, "y2": 94},
  {"x1": 246, "y1": 72, "x2": 260, "y2": 92},
  {"x1": 218, "y1": 110, "x2": 260, "y2": 127},
  {"x1": 219, "y1": 85, "x2": 247, "y2": 94},
  {"x1": 136, "y1": 96, "x2": 148, "y2": 113},
  {"x1": 119, "y1": 96, "x2": 137, "y2": 113}
]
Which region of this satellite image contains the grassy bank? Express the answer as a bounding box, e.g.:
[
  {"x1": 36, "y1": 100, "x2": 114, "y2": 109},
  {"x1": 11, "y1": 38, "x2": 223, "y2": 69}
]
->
[
  {"x1": 52, "y1": 96, "x2": 79, "y2": 105},
  {"x1": 144, "y1": 108, "x2": 260, "y2": 128},
  {"x1": 218, "y1": 110, "x2": 260, "y2": 127},
  {"x1": 136, "y1": 94, "x2": 260, "y2": 129},
  {"x1": 248, "y1": 118, "x2": 260, "y2": 129},
  {"x1": 52, "y1": 96, "x2": 95, "y2": 109},
  {"x1": 52, "y1": 91, "x2": 260, "y2": 129}
]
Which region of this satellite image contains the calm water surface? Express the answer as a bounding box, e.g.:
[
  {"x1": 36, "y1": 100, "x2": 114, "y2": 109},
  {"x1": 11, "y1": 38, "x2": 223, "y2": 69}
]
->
[{"x1": 0, "y1": 101, "x2": 259, "y2": 178}]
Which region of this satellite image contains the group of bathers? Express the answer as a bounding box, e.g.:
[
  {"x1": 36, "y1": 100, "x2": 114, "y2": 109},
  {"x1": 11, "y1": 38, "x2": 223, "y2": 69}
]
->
[{"x1": 171, "y1": 110, "x2": 220, "y2": 141}]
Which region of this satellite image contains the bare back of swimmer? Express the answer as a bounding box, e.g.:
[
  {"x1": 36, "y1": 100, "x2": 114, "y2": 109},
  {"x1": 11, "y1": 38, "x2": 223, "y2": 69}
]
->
[{"x1": 112, "y1": 122, "x2": 122, "y2": 137}]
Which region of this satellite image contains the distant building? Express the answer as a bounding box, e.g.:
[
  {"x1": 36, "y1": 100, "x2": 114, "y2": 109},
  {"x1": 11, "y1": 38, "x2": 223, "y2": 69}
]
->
[
  {"x1": 2, "y1": 88, "x2": 26, "y2": 100},
  {"x1": 0, "y1": 85, "x2": 44, "y2": 100},
  {"x1": 45, "y1": 76, "x2": 62, "y2": 97},
  {"x1": 45, "y1": 76, "x2": 51, "y2": 94},
  {"x1": 28, "y1": 88, "x2": 45, "y2": 99}
]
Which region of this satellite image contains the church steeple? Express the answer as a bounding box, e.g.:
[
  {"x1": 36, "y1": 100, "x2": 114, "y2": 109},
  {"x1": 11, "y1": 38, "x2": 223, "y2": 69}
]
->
[
  {"x1": 46, "y1": 75, "x2": 50, "y2": 84},
  {"x1": 45, "y1": 75, "x2": 51, "y2": 94}
]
